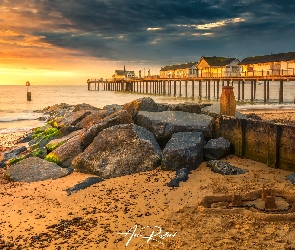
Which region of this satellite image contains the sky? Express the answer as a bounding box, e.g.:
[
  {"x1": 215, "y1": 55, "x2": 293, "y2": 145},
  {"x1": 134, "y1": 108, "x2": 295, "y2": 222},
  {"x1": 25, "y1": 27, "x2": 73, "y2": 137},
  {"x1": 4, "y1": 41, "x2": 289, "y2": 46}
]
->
[{"x1": 0, "y1": 0, "x2": 295, "y2": 85}]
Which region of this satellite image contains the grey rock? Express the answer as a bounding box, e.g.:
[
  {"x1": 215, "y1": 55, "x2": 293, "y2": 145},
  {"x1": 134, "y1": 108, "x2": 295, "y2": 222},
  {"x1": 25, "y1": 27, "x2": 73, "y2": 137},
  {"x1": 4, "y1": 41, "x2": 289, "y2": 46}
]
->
[
  {"x1": 1, "y1": 146, "x2": 28, "y2": 167},
  {"x1": 175, "y1": 168, "x2": 190, "y2": 182},
  {"x1": 82, "y1": 110, "x2": 133, "y2": 148},
  {"x1": 123, "y1": 97, "x2": 160, "y2": 121},
  {"x1": 204, "y1": 137, "x2": 231, "y2": 160},
  {"x1": 167, "y1": 103, "x2": 211, "y2": 113},
  {"x1": 7, "y1": 157, "x2": 71, "y2": 182},
  {"x1": 46, "y1": 129, "x2": 84, "y2": 152},
  {"x1": 206, "y1": 160, "x2": 245, "y2": 175},
  {"x1": 286, "y1": 173, "x2": 295, "y2": 184},
  {"x1": 46, "y1": 134, "x2": 84, "y2": 168},
  {"x1": 167, "y1": 168, "x2": 191, "y2": 188},
  {"x1": 72, "y1": 103, "x2": 99, "y2": 112},
  {"x1": 72, "y1": 124, "x2": 162, "y2": 178},
  {"x1": 54, "y1": 110, "x2": 92, "y2": 128},
  {"x1": 103, "y1": 104, "x2": 123, "y2": 116},
  {"x1": 59, "y1": 126, "x2": 81, "y2": 136},
  {"x1": 167, "y1": 178, "x2": 181, "y2": 187},
  {"x1": 162, "y1": 132, "x2": 205, "y2": 171},
  {"x1": 201, "y1": 103, "x2": 247, "y2": 119},
  {"x1": 138, "y1": 111, "x2": 213, "y2": 147},
  {"x1": 3, "y1": 146, "x2": 27, "y2": 162},
  {"x1": 75, "y1": 110, "x2": 108, "y2": 129}
]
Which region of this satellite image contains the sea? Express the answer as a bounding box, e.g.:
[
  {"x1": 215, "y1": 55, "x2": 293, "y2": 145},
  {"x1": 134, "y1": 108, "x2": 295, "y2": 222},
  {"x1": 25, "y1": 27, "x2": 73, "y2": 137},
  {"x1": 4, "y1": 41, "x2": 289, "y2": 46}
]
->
[{"x1": 0, "y1": 82, "x2": 295, "y2": 133}]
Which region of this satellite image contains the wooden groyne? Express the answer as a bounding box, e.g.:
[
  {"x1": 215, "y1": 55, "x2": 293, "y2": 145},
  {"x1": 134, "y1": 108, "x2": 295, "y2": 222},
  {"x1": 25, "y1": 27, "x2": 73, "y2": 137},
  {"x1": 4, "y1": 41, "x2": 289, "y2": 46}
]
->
[
  {"x1": 87, "y1": 76, "x2": 295, "y2": 103},
  {"x1": 215, "y1": 115, "x2": 295, "y2": 171}
]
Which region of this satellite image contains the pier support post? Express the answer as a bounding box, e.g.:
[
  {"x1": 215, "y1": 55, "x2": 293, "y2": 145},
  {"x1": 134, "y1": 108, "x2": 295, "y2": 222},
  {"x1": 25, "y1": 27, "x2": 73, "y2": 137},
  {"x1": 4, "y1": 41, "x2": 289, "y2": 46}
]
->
[
  {"x1": 254, "y1": 80, "x2": 257, "y2": 99},
  {"x1": 279, "y1": 80, "x2": 284, "y2": 103},
  {"x1": 192, "y1": 80, "x2": 195, "y2": 99},
  {"x1": 174, "y1": 81, "x2": 176, "y2": 96},
  {"x1": 242, "y1": 80, "x2": 245, "y2": 100},
  {"x1": 217, "y1": 80, "x2": 220, "y2": 100},
  {"x1": 179, "y1": 80, "x2": 182, "y2": 96},
  {"x1": 267, "y1": 81, "x2": 270, "y2": 100},
  {"x1": 238, "y1": 80, "x2": 240, "y2": 101},
  {"x1": 208, "y1": 80, "x2": 211, "y2": 99},
  {"x1": 264, "y1": 80, "x2": 267, "y2": 103},
  {"x1": 220, "y1": 86, "x2": 236, "y2": 117},
  {"x1": 250, "y1": 81, "x2": 254, "y2": 102},
  {"x1": 199, "y1": 80, "x2": 202, "y2": 99},
  {"x1": 185, "y1": 80, "x2": 188, "y2": 97}
]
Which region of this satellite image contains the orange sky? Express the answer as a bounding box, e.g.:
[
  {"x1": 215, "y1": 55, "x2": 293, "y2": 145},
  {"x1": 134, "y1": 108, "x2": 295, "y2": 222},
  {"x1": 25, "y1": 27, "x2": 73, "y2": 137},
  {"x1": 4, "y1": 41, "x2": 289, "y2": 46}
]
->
[
  {"x1": 0, "y1": 4, "x2": 154, "y2": 85},
  {"x1": 1, "y1": 1, "x2": 294, "y2": 85}
]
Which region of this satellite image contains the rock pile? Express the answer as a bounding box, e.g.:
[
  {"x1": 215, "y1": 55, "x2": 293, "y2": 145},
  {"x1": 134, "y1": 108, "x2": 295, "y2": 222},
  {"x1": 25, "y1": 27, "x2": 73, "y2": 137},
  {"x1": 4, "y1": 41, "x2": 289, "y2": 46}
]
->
[{"x1": 2, "y1": 97, "x2": 237, "y2": 183}]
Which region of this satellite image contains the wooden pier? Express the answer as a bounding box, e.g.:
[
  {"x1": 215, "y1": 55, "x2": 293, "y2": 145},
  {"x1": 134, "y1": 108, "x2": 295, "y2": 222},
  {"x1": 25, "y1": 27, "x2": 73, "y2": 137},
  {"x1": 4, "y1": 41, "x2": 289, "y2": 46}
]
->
[{"x1": 87, "y1": 76, "x2": 295, "y2": 103}]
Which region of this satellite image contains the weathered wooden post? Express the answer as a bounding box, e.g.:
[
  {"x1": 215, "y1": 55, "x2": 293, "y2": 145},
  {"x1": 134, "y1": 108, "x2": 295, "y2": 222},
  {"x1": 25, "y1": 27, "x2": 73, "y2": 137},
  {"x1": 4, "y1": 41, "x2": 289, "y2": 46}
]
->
[
  {"x1": 174, "y1": 80, "x2": 176, "y2": 96},
  {"x1": 250, "y1": 81, "x2": 254, "y2": 102},
  {"x1": 220, "y1": 86, "x2": 236, "y2": 116},
  {"x1": 179, "y1": 80, "x2": 182, "y2": 96},
  {"x1": 238, "y1": 80, "x2": 241, "y2": 101},
  {"x1": 208, "y1": 80, "x2": 211, "y2": 99},
  {"x1": 264, "y1": 80, "x2": 267, "y2": 103},
  {"x1": 26, "y1": 81, "x2": 31, "y2": 101},
  {"x1": 217, "y1": 80, "x2": 220, "y2": 100},
  {"x1": 279, "y1": 80, "x2": 284, "y2": 103},
  {"x1": 199, "y1": 80, "x2": 202, "y2": 99},
  {"x1": 192, "y1": 80, "x2": 195, "y2": 99}
]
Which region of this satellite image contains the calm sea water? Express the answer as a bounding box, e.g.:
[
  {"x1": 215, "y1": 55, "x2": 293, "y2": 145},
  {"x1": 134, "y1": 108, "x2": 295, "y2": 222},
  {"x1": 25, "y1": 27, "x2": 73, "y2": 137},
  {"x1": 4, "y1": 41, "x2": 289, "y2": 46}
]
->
[{"x1": 0, "y1": 82, "x2": 294, "y2": 132}]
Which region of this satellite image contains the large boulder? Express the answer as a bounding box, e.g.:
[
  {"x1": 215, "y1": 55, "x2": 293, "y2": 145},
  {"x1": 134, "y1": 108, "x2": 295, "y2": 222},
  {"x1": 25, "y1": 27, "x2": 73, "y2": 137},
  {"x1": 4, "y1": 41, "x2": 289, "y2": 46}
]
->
[
  {"x1": 137, "y1": 111, "x2": 214, "y2": 147},
  {"x1": 45, "y1": 134, "x2": 84, "y2": 168},
  {"x1": 0, "y1": 146, "x2": 28, "y2": 167},
  {"x1": 166, "y1": 103, "x2": 211, "y2": 113},
  {"x1": 82, "y1": 110, "x2": 133, "y2": 147},
  {"x1": 75, "y1": 110, "x2": 108, "y2": 129},
  {"x1": 123, "y1": 97, "x2": 159, "y2": 121},
  {"x1": 7, "y1": 157, "x2": 71, "y2": 182},
  {"x1": 72, "y1": 124, "x2": 162, "y2": 178},
  {"x1": 53, "y1": 110, "x2": 92, "y2": 128},
  {"x1": 46, "y1": 129, "x2": 84, "y2": 152},
  {"x1": 203, "y1": 137, "x2": 231, "y2": 160},
  {"x1": 161, "y1": 132, "x2": 205, "y2": 171},
  {"x1": 103, "y1": 104, "x2": 123, "y2": 116},
  {"x1": 206, "y1": 160, "x2": 246, "y2": 175}
]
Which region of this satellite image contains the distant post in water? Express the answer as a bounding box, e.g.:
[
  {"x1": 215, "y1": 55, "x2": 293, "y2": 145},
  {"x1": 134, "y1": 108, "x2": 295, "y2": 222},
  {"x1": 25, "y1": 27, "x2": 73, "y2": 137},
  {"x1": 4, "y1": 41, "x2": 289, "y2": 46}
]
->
[
  {"x1": 220, "y1": 86, "x2": 236, "y2": 116},
  {"x1": 26, "y1": 81, "x2": 31, "y2": 101}
]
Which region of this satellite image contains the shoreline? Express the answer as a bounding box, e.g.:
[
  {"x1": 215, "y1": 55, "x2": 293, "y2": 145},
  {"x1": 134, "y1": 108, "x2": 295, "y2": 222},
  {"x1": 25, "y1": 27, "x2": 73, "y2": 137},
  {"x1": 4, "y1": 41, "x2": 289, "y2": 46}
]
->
[{"x1": 0, "y1": 102, "x2": 295, "y2": 249}]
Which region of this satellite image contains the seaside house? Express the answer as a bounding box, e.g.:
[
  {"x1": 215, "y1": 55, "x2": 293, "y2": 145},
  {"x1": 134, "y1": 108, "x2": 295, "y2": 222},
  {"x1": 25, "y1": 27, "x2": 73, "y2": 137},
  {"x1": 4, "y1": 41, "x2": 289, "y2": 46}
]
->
[
  {"x1": 238, "y1": 52, "x2": 295, "y2": 76},
  {"x1": 159, "y1": 62, "x2": 198, "y2": 78},
  {"x1": 197, "y1": 56, "x2": 241, "y2": 77},
  {"x1": 112, "y1": 66, "x2": 135, "y2": 80}
]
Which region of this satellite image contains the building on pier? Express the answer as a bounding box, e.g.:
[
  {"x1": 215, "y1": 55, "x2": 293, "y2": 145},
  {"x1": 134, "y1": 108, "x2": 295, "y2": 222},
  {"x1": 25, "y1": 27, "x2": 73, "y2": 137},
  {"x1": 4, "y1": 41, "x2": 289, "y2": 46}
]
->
[
  {"x1": 239, "y1": 51, "x2": 295, "y2": 76},
  {"x1": 112, "y1": 65, "x2": 135, "y2": 80},
  {"x1": 160, "y1": 62, "x2": 198, "y2": 78},
  {"x1": 197, "y1": 56, "x2": 241, "y2": 77}
]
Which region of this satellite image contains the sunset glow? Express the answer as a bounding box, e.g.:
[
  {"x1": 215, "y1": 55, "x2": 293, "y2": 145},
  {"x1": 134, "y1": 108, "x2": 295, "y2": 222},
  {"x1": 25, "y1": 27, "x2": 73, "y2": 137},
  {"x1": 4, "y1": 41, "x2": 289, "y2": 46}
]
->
[{"x1": 0, "y1": 1, "x2": 294, "y2": 85}]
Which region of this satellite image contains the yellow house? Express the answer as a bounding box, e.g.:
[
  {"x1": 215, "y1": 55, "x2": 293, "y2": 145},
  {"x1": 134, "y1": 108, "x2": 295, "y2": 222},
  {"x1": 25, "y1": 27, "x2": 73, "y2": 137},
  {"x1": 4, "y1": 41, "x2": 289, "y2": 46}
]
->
[
  {"x1": 112, "y1": 66, "x2": 135, "y2": 80},
  {"x1": 239, "y1": 52, "x2": 295, "y2": 76},
  {"x1": 197, "y1": 57, "x2": 241, "y2": 77},
  {"x1": 160, "y1": 62, "x2": 198, "y2": 78}
]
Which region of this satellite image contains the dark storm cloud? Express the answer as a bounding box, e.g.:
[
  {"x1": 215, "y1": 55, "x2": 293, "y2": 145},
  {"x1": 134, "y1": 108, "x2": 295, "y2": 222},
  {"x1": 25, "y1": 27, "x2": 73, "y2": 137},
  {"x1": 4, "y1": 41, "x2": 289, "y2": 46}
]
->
[{"x1": 16, "y1": 0, "x2": 295, "y2": 63}]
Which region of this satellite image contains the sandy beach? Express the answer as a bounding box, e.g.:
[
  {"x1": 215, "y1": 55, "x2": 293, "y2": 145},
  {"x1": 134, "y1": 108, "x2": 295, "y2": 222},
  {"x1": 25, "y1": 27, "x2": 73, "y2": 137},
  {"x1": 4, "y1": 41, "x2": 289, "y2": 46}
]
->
[{"x1": 0, "y1": 109, "x2": 295, "y2": 249}]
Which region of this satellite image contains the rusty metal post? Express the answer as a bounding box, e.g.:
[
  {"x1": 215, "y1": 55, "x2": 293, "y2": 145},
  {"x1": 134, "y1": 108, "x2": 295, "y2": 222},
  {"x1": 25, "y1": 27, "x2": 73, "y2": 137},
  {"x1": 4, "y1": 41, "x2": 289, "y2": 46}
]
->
[{"x1": 220, "y1": 86, "x2": 236, "y2": 116}]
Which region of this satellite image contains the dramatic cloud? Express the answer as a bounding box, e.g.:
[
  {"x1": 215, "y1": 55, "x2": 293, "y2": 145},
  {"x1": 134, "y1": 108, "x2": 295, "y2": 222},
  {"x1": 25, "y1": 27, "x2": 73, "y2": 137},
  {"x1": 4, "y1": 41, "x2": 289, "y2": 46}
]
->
[{"x1": 1, "y1": 0, "x2": 295, "y2": 67}]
